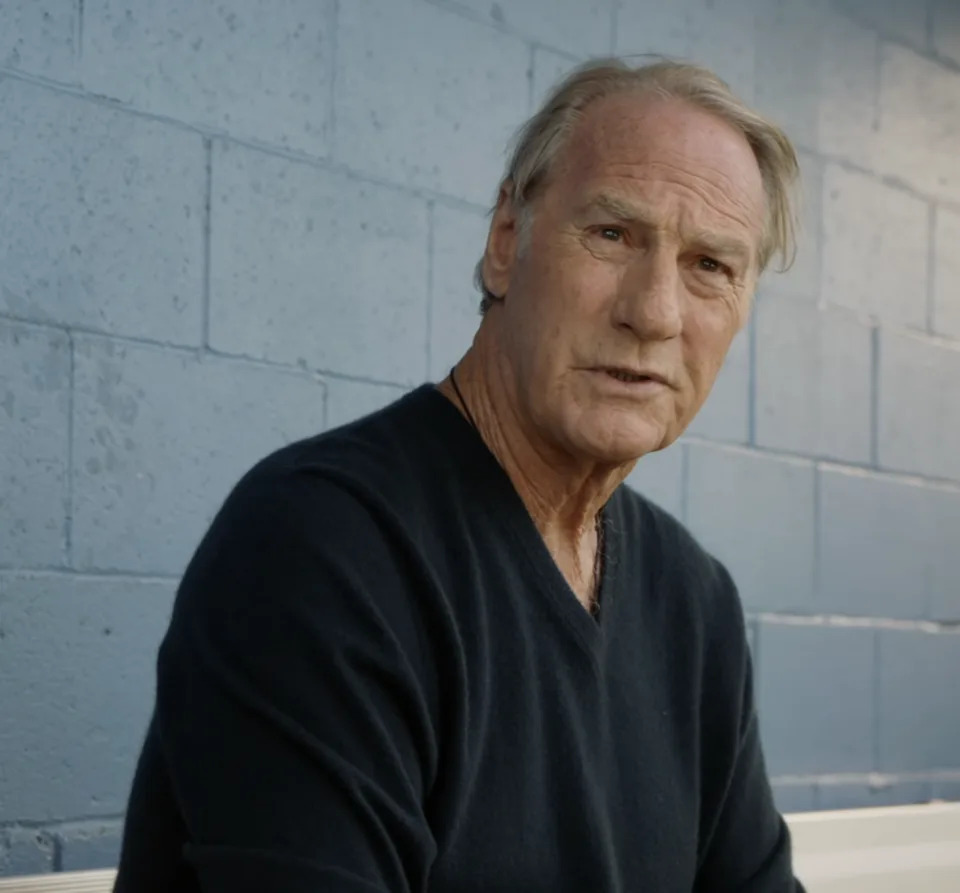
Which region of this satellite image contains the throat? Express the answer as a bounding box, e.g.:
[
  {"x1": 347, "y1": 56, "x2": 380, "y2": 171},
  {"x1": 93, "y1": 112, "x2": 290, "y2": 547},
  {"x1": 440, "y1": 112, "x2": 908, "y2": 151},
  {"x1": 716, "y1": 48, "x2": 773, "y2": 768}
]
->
[{"x1": 547, "y1": 518, "x2": 605, "y2": 614}]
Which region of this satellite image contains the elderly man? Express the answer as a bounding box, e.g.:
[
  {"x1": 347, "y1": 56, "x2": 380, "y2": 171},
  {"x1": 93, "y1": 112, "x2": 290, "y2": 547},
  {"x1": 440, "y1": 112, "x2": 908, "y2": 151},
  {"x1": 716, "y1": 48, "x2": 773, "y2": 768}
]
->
[{"x1": 116, "y1": 59, "x2": 804, "y2": 891}]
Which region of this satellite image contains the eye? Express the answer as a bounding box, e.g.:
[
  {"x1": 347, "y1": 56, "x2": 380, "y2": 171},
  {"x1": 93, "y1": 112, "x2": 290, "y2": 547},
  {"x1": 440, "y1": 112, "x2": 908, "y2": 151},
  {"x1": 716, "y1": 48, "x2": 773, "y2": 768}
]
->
[
  {"x1": 598, "y1": 226, "x2": 625, "y2": 242},
  {"x1": 697, "y1": 256, "x2": 727, "y2": 275}
]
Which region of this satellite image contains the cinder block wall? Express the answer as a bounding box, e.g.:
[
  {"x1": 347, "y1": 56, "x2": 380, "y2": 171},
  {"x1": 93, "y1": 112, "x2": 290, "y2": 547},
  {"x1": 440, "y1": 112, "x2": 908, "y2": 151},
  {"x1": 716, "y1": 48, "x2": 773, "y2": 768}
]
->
[{"x1": 1, "y1": 0, "x2": 958, "y2": 875}]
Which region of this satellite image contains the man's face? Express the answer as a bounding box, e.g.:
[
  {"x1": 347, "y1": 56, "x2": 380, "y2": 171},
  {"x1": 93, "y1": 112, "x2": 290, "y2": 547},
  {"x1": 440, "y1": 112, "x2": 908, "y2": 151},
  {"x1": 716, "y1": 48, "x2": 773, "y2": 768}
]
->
[{"x1": 483, "y1": 92, "x2": 767, "y2": 464}]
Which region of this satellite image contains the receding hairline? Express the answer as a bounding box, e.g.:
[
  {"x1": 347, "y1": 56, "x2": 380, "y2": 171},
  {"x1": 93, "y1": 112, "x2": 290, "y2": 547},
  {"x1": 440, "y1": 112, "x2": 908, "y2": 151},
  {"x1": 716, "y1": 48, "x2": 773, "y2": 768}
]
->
[
  {"x1": 476, "y1": 57, "x2": 801, "y2": 313},
  {"x1": 540, "y1": 92, "x2": 768, "y2": 258},
  {"x1": 531, "y1": 88, "x2": 764, "y2": 195}
]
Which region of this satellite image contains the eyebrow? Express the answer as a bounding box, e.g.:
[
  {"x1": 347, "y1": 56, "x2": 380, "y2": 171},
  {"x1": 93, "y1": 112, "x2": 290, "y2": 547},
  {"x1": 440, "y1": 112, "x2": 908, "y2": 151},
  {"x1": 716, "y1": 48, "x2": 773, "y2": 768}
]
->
[
  {"x1": 587, "y1": 193, "x2": 654, "y2": 225},
  {"x1": 583, "y1": 192, "x2": 755, "y2": 267}
]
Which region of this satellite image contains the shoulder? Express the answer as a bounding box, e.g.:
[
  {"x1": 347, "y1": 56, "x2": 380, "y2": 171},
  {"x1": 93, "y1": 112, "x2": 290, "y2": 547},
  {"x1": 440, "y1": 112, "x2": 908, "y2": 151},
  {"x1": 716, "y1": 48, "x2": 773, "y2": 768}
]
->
[
  {"x1": 209, "y1": 385, "x2": 449, "y2": 543},
  {"x1": 169, "y1": 395, "x2": 447, "y2": 651},
  {"x1": 169, "y1": 386, "x2": 467, "y2": 664}
]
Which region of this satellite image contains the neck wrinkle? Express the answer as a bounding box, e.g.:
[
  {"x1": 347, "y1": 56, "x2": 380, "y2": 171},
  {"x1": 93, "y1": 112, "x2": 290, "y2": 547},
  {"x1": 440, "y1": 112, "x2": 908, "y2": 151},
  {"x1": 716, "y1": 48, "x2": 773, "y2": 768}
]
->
[{"x1": 440, "y1": 339, "x2": 632, "y2": 553}]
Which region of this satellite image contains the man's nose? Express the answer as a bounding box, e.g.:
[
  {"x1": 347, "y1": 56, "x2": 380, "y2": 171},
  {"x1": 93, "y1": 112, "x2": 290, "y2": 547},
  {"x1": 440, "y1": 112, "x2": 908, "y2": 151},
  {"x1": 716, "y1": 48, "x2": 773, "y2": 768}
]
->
[{"x1": 613, "y1": 249, "x2": 683, "y2": 341}]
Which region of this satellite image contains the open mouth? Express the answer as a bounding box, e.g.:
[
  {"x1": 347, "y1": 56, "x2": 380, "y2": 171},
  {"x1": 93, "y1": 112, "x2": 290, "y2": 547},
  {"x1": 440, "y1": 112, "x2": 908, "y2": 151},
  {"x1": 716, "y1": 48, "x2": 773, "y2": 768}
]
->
[
  {"x1": 598, "y1": 367, "x2": 664, "y2": 385},
  {"x1": 606, "y1": 369, "x2": 649, "y2": 383}
]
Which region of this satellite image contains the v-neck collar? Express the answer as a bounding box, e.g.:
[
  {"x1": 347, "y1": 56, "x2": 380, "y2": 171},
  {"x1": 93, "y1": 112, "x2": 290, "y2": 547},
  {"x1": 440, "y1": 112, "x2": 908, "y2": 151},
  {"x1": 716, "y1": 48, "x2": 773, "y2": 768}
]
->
[{"x1": 417, "y1": 385, "x2": 621, "y2": 662}]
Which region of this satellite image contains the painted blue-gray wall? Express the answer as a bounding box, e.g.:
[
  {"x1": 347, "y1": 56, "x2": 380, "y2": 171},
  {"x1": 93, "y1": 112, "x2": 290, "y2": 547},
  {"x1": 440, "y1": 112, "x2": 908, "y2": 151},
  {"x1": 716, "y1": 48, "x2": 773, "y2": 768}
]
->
[{"x1": 1, "y1": 0, "x2": 959, "y2": 875}]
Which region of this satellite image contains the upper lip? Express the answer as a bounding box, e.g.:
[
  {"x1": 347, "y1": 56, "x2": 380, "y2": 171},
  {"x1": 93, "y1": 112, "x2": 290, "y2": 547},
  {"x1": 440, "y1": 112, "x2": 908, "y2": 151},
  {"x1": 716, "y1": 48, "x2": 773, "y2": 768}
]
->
[{"x1": 594, "y1": 365, "x2": 672, "y2": 387}]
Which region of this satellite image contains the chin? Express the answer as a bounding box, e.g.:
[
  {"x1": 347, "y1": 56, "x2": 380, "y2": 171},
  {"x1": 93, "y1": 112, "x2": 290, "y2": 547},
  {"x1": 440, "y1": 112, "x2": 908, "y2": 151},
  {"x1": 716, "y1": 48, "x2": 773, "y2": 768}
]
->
[{"x1": 566, "y1": 411, "x2": 673, "y2": 464}]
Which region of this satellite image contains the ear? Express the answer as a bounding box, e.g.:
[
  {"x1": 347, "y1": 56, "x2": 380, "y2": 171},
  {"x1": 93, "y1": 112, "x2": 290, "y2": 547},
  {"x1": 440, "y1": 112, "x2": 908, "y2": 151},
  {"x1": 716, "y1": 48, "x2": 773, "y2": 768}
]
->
[{"x1": 480, "y1": 182, "x2": 522, "y2": 301}]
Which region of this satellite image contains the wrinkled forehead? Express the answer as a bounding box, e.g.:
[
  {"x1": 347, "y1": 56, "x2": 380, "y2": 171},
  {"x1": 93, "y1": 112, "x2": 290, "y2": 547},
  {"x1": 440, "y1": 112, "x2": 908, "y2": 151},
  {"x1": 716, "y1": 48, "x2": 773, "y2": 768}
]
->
[{"x1": 549, "y1": 92, "x2": 767, "y2": 240}]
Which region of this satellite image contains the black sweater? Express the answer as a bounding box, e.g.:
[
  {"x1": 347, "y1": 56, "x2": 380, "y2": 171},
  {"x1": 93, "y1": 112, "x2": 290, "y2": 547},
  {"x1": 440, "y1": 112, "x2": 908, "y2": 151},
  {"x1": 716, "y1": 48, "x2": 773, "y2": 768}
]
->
[{"x1": 114, "y1": 385, "x2": 802, "y2": 892}]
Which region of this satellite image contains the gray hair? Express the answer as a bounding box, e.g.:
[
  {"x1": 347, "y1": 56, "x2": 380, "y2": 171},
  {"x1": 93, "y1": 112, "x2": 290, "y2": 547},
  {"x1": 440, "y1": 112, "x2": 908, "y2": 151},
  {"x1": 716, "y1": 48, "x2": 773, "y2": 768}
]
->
[{"x1": 476, "y1": 57, "x2": 801, "y2": 313}]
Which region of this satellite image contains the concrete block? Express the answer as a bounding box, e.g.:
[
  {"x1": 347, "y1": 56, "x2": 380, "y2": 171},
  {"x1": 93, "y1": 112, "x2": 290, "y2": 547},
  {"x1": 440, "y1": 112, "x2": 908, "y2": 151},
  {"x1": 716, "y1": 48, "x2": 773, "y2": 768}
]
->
[
  {"x1": 685, "y1": 323, "x2": 749, "y2": 444},
  {"x1": 57, "y1": 820, "x2": 124, "y2": 871},
  {"x1": 72, "y1": 337, "x2": 325, "y2": 575},
  {"x1": 0, "y1": 827, "x2": 55, "y2": 877},
  {"x1": 932, "y1": 0, "x2": 960, "y2": 66},
  {"x1": 614, "y1": 0, "x2": 687, "y2": 58},
  {"x1": 754, "y1": 0, "x2": 826, "y2": 150},
  {"x1": 0, "y1": 322, "x2": 69, "y2": 567},
  {"x1": 929, "y1": 486, "x2": 960, "y2": 622},
  {"x1": 616, "y1": 0, "x2": 756, "y2": 100},
  {"x1": 325, "y1": 378, "x2": 407, "y2": 430},
  {"x1": 0, "y1": 573, "x2": 176, "y2": 822},
  {"x1": 878, "y1": 630, "x2": 960, "y2": 772},
  {"x1": 835, "y1": 0, "x2": 927, "y2": 47},
  {"x1": 334, "y1": 0, "x2": 530, "y2": 205},
  {"x1": 878, "y1": 329, "x2": 960, "y2": 483},
  {"x1": 817, "y1": 781, "x2": 932, "y2": 811},
  {"x1": 822, "y1": 164, "x2": 928, "y2": 329},
  {"x1": 754, "y1": 299, "x2": 871, "y2": 463},
  {"x1": 531, "y1": 47, "x2": 577, "y2": 113},
  {"x1": 772, "y1": 783, "x2": 818, "y2": 815},
  {"x1": 932, "y1": 780, "x2": 960, "y2": 802},
  {"x1": 82, "y1": 0, "x2": 333, "y2": 156},
  {"x1": 818, "y1": 468, "x2": 932, "y2": 620},
  {"x1": 933, "y1": 206, "x2": 960, "y2": 340},
  {"x1": 454, "y1": 0, "x2": 611, "y2": 56},
  {"x1": 876, "y1": 44, "x2": 960, "y2": 204},
  {"x1": 760, "y1": 151, "x2": 822, "y2": 303},
  {"x1": 0, "y1": 0, "x2": 76, "y2": 82},
  {"x1": 756, "y1": 622, "x2": 874, "y2": 776},
  {"x1": 685, "y1": 445, "x2": 815, "y2": 613},
  {"x1": 429, "y1": 204, "x2": 488, "y2": 380},
  {"x1": 624, "y1": 443, "x2": 684, "y2": 521},
  {"x1": 209, "y1": 142, "x2": 430, "y2": 385},
  {"x1": 0, "y1": 79, "x2": 205, "y2": 345},
  {"x1": 817, "y1": 10, "x2": 880, "y2": 167}
]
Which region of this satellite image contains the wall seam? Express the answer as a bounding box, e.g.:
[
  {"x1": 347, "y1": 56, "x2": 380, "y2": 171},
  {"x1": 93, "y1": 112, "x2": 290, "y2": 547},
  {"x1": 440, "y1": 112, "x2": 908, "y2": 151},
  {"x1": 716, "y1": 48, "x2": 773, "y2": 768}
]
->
[
  {"x1": 746, "y1": 611, "x2": 960, "y2": 634},
  {"x1": 328, "y1": 0, "x2": 339, "y2": 160},
  {"x1": 526, "y1": 43, "x2": 535, "y2": 112},
  {"x1": 926, "y1": 203, "x2": 937, "y2": 334},
  {"x1": 425, "y1": 202, "x2": 436, "y2": 380},
  {"x1": 418, "y1": 0, "x2": 590, "y2": 58},
  {"x1": 0, "y1": 66, "x2": 492, "y2": 213},
  {"x1": 202, "y1": 138, "x2": 213, "y2": 349},
  {"x1": 812, "y1": 462, "x2": 822, "y2": 610},
  {"x1": 50, "y1": 834, "x2": 63, "y2": 873},
  {"x1": 870, "y1": 326, "x2": 880, "y2": 468},
  {"x1": 65, "y1": 332, "x2": 76, "y2": 568},
  {"x1": 835, "y1": 6, "x2": 960, "y2": 74},
  {"x1": 872, "y1": 629, "x2": 883, "y2": 772},
  {"x1": 5, "y1": 60, "x2": 960, "y2": 219},
  {"x1": 679, "y1": 442, "x2": 689, "y2": 524},
  {"x1": 0, "y1": 814, "x2": 126, "y2": 833},
  {"x1": 771, "y1": 768, "x2": 960, "y2": 785},
  {"x1": 747, "y1": 309, "x2": 757, "y2": 446},
  {"x1": 609, "y1": 0, "x2": 619, "y2": 54},
  {"x1": 76, "y1": 0, "x2": 84, "y2": 64},
  {"x1": 0, "y1": 567, "x2": 182, "y2": 583},
  {"x1": 0, "y1": 316, "x2": 409, "y2": 389}
]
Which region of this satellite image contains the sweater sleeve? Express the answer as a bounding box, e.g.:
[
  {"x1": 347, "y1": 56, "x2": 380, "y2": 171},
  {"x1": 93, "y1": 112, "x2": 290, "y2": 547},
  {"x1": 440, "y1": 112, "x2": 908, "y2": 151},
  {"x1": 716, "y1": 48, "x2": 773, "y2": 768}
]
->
[
  {"x1": 144, "y1": 466, "x2": 440, "y2": 892},
  {"x1": 693, "y1": 564, "x2": 806, "y2": 893}
]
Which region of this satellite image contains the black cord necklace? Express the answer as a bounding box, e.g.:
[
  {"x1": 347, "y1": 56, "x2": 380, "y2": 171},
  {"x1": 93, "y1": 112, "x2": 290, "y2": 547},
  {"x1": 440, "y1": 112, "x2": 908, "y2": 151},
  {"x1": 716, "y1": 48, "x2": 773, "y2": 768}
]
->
[
  {"x1": 449, "y1": 364, "x2": 604, "y2": 612},
  {"x1": 449, "y1": 365, "x2": 480, "y2": 432}
]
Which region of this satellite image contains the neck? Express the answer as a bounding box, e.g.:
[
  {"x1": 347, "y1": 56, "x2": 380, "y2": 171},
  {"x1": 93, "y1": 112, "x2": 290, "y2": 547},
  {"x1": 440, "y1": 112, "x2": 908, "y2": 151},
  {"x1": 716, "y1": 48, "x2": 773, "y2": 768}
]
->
[{"x1": 439, "y1": 332, "x2": 634, "y2": 607}]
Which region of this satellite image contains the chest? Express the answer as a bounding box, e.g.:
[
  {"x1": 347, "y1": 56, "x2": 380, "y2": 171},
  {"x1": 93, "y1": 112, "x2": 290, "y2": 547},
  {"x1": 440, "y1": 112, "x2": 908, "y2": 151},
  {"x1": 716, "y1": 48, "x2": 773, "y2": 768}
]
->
[{"x1": 423, "y1": 609, "x2": 703, "y2": 893}]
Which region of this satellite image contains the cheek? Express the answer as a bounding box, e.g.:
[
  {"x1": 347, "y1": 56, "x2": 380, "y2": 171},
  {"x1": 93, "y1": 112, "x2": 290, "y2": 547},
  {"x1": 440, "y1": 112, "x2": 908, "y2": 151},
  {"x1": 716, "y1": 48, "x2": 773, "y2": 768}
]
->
[
  {"x1": 682, "y1": 300, "x2": 741, "y2": 387},
  {"x1": 515, "y1": 254, "x2": 612, "y2": 346}
]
